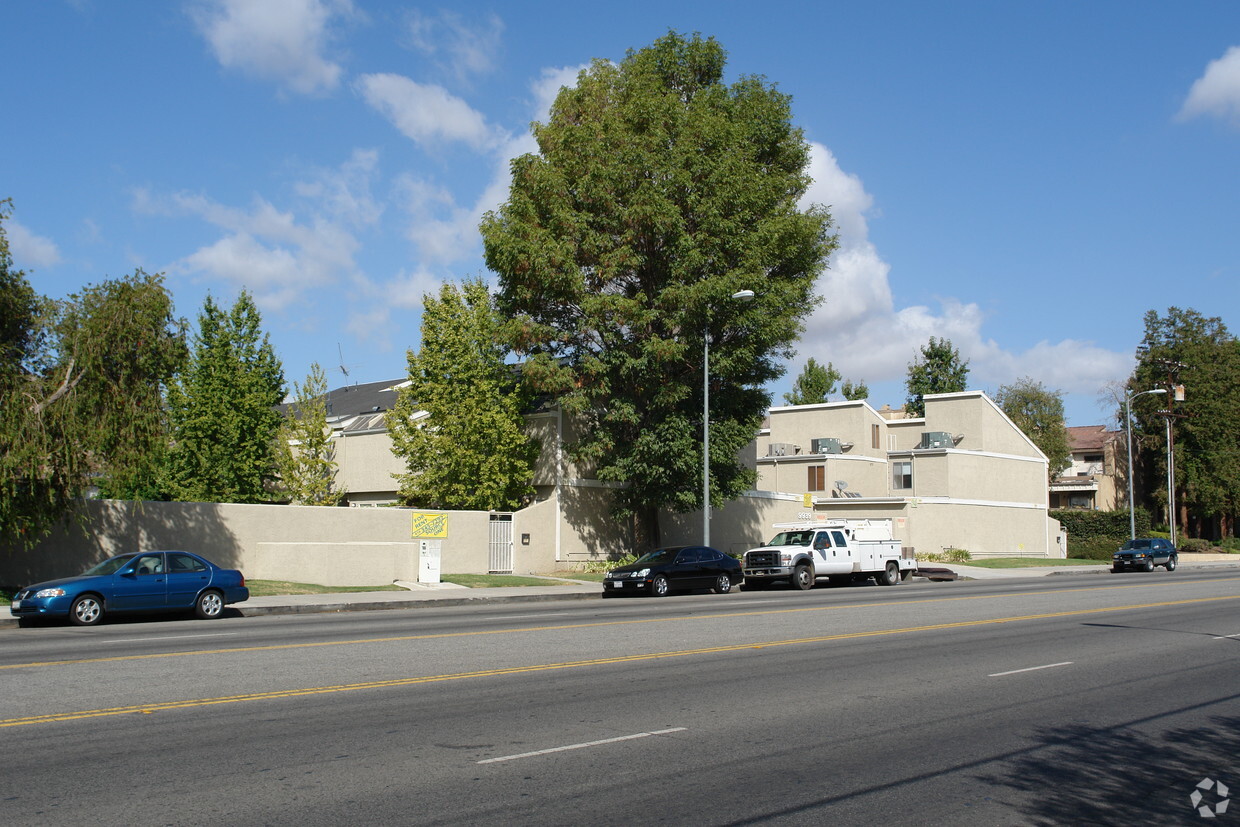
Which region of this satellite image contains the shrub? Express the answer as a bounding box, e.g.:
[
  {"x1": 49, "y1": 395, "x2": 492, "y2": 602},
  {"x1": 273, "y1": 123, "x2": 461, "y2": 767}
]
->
[
  {"x1": 1180, "y1": 538, "x2": 1212, "y2": 553},
  {"x1": 579, "y1": 553, "x2": 639, "y2": 573},
  {"x1": 921, "y1": 548, "x2": 971, "y2": 563},
  {"x1": 1070, "y1": 537, "x2": 1121, "y2": 561}
]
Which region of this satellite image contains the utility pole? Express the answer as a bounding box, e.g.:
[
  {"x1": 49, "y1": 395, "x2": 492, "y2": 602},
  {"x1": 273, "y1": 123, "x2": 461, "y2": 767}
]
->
[{"x1": 1153, "y1": 360, "x2": 1187, "y2": 544}]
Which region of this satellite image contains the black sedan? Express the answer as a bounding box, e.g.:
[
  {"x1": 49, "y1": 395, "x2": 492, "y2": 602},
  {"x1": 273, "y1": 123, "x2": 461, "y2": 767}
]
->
[
  {"x1": 603, "y1": 546, "x2": 741, "y2": 597},
  {"x1": 10, "y1": 551, "x2": 249, "y2": 627}
]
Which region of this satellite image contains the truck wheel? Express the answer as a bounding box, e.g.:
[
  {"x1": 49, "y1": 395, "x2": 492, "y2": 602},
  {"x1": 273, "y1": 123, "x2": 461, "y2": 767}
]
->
[
  {"x1": 1166, "y1": 557, "x2": 1177, "y2": 572},
  {"x1": 791, "y1": 565, "x2": 814, "y2": 590},
  {"x1": 876, "y1": 561, "x2": 900, "y2": 586},
  {"x1": 1143, "y1": 559, "x2": 1155, "y2": 572}
]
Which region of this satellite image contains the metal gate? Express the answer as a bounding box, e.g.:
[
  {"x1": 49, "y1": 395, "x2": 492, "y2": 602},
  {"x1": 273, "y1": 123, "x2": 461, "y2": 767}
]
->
[{"x1": 488, "y1": 513, "x2": 513, "y2": 573}]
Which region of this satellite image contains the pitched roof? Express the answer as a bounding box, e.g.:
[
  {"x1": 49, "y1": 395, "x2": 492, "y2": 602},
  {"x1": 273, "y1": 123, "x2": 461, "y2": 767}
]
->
[{"x1": 1067, "y1": 425, "x2": 1118, "y2": 452}]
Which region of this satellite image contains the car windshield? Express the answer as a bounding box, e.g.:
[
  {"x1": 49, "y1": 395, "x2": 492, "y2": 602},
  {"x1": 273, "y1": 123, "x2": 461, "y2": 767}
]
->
[
  {"x1": 767, "y1": 531, "x2": 814, "y2": 547},
  {"x1": 1122, "y1": 540, "x2": 1152, "y2": 550},
  {"x1": 80, "y1": 555, "x2": 136, "y2": 576},
  {"x1": 634, "y1": 549, "x2": 680, "y2": 565}
]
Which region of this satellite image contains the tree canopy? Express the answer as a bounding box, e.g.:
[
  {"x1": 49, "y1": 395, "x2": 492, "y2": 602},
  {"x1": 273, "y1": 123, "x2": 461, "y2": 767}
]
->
[
  {"x1": 784, "y1": 357, "x2": 868, "y2": 405},
  {"x1": 1129, "y1": 307, "x2": 1240, "y2": 539},
  {"x1": 995, "y1": 377, "x2": 1072, "y2": 480},
  {"x1": 481, "y1": 31, "x2": 835, "y2": 539},
  {"x1": 388, "y1": 279, "x2": 538, "y2": 511},
  {"x1": 164, "y1": 291, "x2": 285, "y2": 504},
  {"x1": 276, "y1": 362, "x2": 345, "y2": 506},
  {"x1": 1, "y1": 202, "x2": 186, "y2": 545},
  {"x1": 905, "y1": 337, "x2": 969, "y2": 417}
]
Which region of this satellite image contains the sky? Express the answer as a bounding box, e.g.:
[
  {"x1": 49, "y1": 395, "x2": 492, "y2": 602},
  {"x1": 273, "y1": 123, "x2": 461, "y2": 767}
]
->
[{"x1": 4, "y1": 1, "x2": 1239, "y2": 428}]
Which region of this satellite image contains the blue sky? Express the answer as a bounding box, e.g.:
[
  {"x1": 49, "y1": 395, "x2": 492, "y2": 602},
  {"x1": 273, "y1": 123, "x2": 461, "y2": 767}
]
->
[{"x1": 5, "y1": 1, "x2": 1238, "y2": 427}]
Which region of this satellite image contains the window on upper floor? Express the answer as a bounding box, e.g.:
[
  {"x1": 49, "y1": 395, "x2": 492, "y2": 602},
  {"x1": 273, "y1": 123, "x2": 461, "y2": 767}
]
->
[
  {"x1": 808, "y1": 465, "x2": 825, "y2": 491},
  {"x1": 892, "y1": 461, "x2": 912, "y2": 490}
]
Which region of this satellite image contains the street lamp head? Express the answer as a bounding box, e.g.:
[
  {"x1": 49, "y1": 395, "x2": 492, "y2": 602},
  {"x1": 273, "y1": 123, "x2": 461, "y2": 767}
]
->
[{"x1": 731, "y1": 289, "x2": 755, "y2": 301}]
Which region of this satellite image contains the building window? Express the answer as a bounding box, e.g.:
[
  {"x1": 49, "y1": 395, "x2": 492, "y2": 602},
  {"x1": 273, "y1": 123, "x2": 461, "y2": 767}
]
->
[
  {"x1": 808, "y1": 465, "x2": 825, "y2": 491},
  {"x1": 872, "y1": 423, "x2": 880, "y2": 450},
  {"x1": 892, "y1": 461, "x2": 912, "y2": 490}
]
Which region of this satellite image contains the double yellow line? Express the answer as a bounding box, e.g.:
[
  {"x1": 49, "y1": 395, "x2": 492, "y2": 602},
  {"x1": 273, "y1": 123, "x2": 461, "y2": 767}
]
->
[{"x1": 4, "y1": 593, "x2": 1237, "y2": 729}]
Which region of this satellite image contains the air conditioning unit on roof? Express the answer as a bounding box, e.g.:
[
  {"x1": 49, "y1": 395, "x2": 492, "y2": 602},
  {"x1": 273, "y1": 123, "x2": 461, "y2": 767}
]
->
[
  {"x1": 919, "y1": 431, "x2": 953, "y2": 449},
  {"x1": 811, "y1": 437, "x2": 842, "y2": 455}
]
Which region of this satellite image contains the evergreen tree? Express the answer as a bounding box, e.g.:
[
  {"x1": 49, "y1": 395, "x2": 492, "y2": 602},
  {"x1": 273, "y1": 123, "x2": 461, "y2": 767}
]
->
[
  {"x1": 995, "y1": 377, "x2": 1072, "y2": 480},
  {"x1": 784, "y1": 358, "x2": 868, "y2": 405},
  {"x1": 1130, "y1": 307, "x2": 1240, "y2": 539},
  {"x1": 481, "y1": 32, "x2": 834, "y2": 539},
  {"x1": 276, "y1": 362, "x2": 344, "y2": 505},
  {"x1": 784, "y1": 358, "x2": 840, "y2": 405},
  {"x1": 840, "y1": 378, "x2": 870, "y2": 401},
  {"x1": 905, "y1": 337, "x2": 969, "y2": 417},
  {"x1": 388, "y1": 279, "x2": 537, "y2": 511},
  {"x1": 165, "y1": 291, "x2": 285, "y2": 503}
]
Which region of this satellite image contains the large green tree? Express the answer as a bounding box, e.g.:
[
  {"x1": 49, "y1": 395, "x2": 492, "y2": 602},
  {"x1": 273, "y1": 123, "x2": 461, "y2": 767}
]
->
[
  {"x1": 1129, "y1": 307, "x2": 1240, "y2": 539},
  {"x1": 905, "y1": 336, "x2": 970, "y2": 417},
  {"x1": 784, "y1": 357, "x2": 868, "y2": 405},
  {"x1": 995, "y1": 377, "x2": 1072, "y2": 480},
  {"x1": 388, "y1": 279, "x2": 537, "y2": 511},
  {"x1": 481, "y1": 32, "x2": 835, "y2": 539},
  {"x1": 276, "y1": 362, "x2": 345, "y2": 506},
  {"x1": 165, "y1": 291, "x2": 285, "y2": 504},
  {"x1": 1, "y1": 202, "x2": 186, "y2": 545}
]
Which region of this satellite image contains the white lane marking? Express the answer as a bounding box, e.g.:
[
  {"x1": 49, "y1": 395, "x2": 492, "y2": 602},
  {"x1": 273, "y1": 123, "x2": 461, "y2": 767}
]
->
[
  {"x1": 101, "y1": 633, "x2": 238, "y2": 644},
  {"x1": 989, "y1": 661, "x2": 1074, "y2": 677},
  {"x1": 477, "y1": 727, "x2": 688, "y2": 764},
  {"x1": 1213, "y1": 633, "x2": 1240, "y2": 640},
  {"x1": 487, "y1": 613, "x2": 571, "y2": 620}
]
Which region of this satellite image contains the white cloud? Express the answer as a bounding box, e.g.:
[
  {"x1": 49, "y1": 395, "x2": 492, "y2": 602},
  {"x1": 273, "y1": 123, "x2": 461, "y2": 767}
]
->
[
  {"x1": 355, "y1": 73, "x2": 502, "y2": 152},
  {"x1": 5, "y1": 220, "x2": 62, "y2": 268},
  {"x1": 292, "y1": 147, "x2": 383, "y2": 227},
  {"x1": 403, "y1": 10, "x2": 504, "y2": 83},
  {"x1": 189, "y1": 0, "x2": 354, "y2": 95},
  {"x1": 141, "y1": 152, "x2": 376, "y2": 312},
  {"x1": 1179, "y1": 45, "x2": 1240, "y2": 126},
  {"x1": 792, "y1": 142, "x2": 1129, "y2": 399}
]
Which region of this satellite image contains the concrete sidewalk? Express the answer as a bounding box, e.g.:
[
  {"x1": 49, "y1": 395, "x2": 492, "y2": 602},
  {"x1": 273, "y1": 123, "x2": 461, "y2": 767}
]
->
[{"x1": 6, "y1": 557, "x2": 1240, "y2": 628}]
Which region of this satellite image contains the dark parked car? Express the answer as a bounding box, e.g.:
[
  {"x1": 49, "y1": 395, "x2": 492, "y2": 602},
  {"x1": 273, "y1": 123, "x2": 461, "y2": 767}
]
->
[
  {"x1": 603, "y1": 546, "x2": 742, "y2": 597},
  {"x1": 10, "y1": 551, "x2": 249, "y2": 627},
  {"x1": 1112, "y1": 538, "x2": 1178, "y2": 573}
]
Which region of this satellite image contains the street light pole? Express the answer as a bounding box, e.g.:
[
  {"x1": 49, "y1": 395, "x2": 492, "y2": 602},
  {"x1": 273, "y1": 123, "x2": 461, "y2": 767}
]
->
[
  {"x1": 704, "y1": 289, "x2": 754, "y2": 547},
  {"x1": 1125, "y1": 388, "x2": 1165, "y2": 541}
]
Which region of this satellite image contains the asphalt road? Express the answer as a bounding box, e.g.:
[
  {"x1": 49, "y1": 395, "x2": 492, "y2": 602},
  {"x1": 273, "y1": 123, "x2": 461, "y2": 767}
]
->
[{"x1": 4, "y1": 571, "x2": 1239, "y2": 825}]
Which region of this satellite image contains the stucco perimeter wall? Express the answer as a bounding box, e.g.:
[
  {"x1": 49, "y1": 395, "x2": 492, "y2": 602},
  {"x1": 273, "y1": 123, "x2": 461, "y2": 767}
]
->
[
  {"x1": 905, "y1": 501, "x2": 1058, "y2": 558},
  {"x1": 0, "y1": 500, "x2": 507, "y2": 588}
]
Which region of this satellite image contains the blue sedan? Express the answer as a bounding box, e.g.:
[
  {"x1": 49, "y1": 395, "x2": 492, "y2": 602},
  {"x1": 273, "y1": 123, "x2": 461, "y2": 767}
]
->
[{"x1": 10, "y1": 551, "x2": 249, "y2": 627}]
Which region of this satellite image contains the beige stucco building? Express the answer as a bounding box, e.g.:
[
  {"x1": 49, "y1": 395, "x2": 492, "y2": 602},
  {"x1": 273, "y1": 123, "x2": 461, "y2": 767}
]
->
[{"x1": 671, "y1": 391, "x2": 1064, "y2": 559}]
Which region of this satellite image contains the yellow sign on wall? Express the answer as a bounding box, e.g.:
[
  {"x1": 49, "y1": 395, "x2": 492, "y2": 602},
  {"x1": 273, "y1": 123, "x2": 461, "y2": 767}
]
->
[{"x1": 411, "y1": 512, "x2": 448, "y2": 538}]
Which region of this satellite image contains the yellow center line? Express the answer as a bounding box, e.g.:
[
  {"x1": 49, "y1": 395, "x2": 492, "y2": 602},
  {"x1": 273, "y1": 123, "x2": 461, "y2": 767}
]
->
[
  {"x1": 3, "y1": 593, "x2": 1238, "y2": 729},
  {"x1": 4, "y1": 577, "x2": 1239, "y2": 671}
]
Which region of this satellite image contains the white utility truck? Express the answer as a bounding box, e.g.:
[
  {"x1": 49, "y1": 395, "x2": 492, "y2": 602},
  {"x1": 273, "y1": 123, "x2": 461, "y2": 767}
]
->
[{"x1": 741, "y1": 519, "x2": 916, "y2": 590}]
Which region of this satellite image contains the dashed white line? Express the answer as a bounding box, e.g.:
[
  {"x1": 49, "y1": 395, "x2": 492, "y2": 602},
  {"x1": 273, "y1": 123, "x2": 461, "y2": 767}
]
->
[
  {"x1": 477, "y1": 727, "x2": 688, "y2": 764},
  {"x1": 989, "y1": 661, "x2": 1073, "y2": 677},
  {"x1": 1212, "y1": 633, "x2": 1240, "y2": 640}
]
